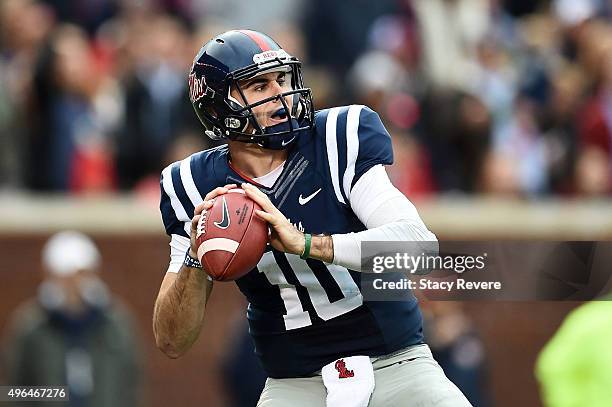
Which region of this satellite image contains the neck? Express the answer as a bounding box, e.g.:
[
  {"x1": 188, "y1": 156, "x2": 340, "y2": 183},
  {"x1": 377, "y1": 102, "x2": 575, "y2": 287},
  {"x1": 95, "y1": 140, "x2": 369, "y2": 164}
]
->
[{"x1": 228, "y1": 141, "x2": 288, "y2": 179}]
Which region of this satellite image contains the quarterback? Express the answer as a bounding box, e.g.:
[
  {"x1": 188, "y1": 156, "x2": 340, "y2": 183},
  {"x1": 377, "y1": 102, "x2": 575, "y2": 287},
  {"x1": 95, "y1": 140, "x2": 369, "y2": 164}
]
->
[{"x1": 153, "y1": 30, "x2": 471, "y2": 406}]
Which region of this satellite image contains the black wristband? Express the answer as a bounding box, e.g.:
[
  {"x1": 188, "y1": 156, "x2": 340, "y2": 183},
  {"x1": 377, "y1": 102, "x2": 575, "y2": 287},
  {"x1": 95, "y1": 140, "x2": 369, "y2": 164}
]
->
[{"x1": 184, "y1": 251, "x2": 202, "y2": 269}]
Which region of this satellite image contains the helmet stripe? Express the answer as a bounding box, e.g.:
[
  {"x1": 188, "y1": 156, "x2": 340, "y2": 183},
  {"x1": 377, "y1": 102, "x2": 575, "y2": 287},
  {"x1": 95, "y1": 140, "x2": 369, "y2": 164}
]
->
[{"x1": 237, "y1": 29, "x2": 272, "y2": 52}]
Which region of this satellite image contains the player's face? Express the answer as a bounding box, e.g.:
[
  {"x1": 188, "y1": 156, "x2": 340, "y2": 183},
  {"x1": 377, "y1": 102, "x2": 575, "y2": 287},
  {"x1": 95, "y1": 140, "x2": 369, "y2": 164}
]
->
[{"x1": 231, "y1": 70, "x2": 294, "y2": 130}]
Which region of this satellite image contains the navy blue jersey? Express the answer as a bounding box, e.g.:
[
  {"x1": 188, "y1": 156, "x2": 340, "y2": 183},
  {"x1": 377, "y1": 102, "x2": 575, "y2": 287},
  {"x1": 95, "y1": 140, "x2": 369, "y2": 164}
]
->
[{"x1": 160, "y1": 105, "x2": 424, "y2": 378}]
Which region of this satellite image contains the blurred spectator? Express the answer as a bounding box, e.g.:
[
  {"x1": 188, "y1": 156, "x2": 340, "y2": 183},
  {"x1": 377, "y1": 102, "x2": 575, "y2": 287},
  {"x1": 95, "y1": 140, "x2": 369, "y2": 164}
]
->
[
  {"x1": 413, "y1": 0, "x2": 490, "y2": 91},
  {"x1": 26, "y1": 24, "x2": 119, "y2": 192},
  {"x1": 574, "y1": 146, "x2": 611, "y2": 196},
  {"x1": 348, "y1": 50, "x2": 413, "y2": 113},
  {"x1": 576, "y1": 42, "x2": 612, "y2": 195},
  {"x1": 387, "y1": 130, "x2": 436, "y2": 198},
  {"x1": 493, "y1": 96, "x2": 549, "y2": 196},
  {"x1": 302, "y1": 0, "x2": 401, "y2": 76},
  {"x1": 418, "y1": 90, "x2": 491, "y2": 193},
  {"x1": 422, "y1": 301, "x2": 491, "y2": 407},
  {"x1": 468, "y1": 38, "x2": 516, "y2": 137},
  {"x1": 114, "y1": 13, "x2": 200, "y2": 190},
  {"x1": 0, "y1": 0, "x2": 55, "y2": 189},
  {"x1": 479, "y1": 150, "x2": 522, "y2": 196},
  {"x1": 539, "y1": 67, "x2": 584, "y2": 194},
  {"x1": 2, "y1": 231, "x2": 141, "y2": 407}
]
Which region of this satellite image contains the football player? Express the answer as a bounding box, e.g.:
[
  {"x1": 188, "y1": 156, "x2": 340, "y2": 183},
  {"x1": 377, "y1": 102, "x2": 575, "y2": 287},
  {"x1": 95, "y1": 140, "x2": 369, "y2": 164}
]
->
[{"x1": 153, "y1": 30, "x2": 471, "y2": 406}]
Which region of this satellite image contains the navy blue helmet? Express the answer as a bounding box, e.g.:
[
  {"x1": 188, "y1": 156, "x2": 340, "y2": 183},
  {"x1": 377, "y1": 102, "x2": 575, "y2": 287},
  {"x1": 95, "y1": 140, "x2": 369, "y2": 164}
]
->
[{"x1": 188, "y1": 30, "x2": 314, "y2": 150}]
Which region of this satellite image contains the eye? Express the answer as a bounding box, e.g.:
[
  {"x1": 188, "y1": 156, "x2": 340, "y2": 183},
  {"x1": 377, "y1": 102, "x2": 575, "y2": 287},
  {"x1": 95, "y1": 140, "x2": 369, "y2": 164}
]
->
[{"x1": 253, "y1": 83, "x2": 266, "y2": 92}]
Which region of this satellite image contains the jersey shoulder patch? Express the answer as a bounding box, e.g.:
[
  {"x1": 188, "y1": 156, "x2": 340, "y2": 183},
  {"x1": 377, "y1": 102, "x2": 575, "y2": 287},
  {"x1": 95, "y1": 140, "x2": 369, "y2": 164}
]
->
[{"x1": 313, "y1": 105, "x2": 393, "y2": 204}]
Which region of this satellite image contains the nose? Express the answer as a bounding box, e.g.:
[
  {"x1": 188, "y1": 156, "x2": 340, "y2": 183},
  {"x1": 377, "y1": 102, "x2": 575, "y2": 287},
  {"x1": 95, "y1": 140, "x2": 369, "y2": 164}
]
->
[{"x1": 270, "y1": 81, "x2": 284, "y2": 98}]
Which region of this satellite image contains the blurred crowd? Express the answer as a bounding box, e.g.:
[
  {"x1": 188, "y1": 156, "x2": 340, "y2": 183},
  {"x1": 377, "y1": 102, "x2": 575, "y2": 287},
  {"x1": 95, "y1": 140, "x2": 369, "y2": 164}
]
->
[{"x1": 1, "y1": 0, "x2": 612, "y2": 199}]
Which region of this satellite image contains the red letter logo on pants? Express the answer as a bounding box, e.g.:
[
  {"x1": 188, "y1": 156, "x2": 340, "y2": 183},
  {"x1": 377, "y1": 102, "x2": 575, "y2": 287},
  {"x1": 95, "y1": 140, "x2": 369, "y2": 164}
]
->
[{"x1": 335, "y1": 359, "x2": 355, "y2": 379}]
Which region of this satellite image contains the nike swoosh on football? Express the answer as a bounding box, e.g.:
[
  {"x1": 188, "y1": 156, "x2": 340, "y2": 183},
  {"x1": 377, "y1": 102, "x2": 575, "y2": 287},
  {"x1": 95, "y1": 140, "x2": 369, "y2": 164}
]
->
[
  {"x1": 298, "y1": 188, "x2": 322, "y2": 205},
  {"x1": 214, "y1": 196, "x2": 230, "y2": 229}
]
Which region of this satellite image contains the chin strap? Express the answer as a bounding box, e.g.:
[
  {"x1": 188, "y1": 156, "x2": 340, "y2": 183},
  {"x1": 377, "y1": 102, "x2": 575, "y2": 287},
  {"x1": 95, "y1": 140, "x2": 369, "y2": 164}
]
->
[{"x1": 259, "y1": 118, "x2": 302, "y2": 150}]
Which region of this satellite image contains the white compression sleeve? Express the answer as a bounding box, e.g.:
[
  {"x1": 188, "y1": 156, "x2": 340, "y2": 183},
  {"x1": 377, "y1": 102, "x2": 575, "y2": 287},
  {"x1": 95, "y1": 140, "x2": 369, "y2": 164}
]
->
[
  {"x1": 331, "y1": 165, "x2": 437, "y2": 271},
  {"x1": 167, "y1": 234, "x2": 191, "y2": 273}
]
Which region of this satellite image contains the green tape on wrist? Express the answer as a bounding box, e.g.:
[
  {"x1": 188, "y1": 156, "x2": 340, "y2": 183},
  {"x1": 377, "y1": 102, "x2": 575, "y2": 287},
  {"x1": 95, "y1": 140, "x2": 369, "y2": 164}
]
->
[{"x1": 300, "y1": 233, "x2": 312, "y2": 260}]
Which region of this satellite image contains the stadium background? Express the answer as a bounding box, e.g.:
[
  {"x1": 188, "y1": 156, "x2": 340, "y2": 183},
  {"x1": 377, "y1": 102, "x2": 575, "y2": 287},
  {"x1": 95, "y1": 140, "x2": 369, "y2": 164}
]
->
[{"x1": 1, "y1": 0, "x2": 612, "y2": 406}]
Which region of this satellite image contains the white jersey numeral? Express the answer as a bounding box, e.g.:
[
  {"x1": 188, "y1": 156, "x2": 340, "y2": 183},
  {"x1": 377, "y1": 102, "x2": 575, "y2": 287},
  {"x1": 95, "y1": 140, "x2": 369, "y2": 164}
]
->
[{"x1": 257, "y1": 252, "x2": 363, "y2": 330}]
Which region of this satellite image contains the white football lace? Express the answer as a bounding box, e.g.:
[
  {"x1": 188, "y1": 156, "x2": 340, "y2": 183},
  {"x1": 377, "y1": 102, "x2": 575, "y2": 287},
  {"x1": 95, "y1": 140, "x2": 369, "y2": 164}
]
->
[{"x1": 196, "y1": 210, "x2": 207, "y2": 237}]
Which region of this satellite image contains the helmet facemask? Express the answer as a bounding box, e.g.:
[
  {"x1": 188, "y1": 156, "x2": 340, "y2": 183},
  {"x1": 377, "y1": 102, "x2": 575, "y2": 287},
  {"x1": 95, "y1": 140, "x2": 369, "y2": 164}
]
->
[
  {"x1": 224, "y1": 61, "x2": 313, "y2": 150},
  {"x1": 191, "y1": 57, "x2": 312, "y2": 150}
]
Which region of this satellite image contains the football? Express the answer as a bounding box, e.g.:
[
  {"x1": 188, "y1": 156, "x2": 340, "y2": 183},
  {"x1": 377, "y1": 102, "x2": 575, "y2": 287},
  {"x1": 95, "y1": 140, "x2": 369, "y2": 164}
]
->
[{"x1": 195, "y1": 188, "x2": 268, "y2": 281}]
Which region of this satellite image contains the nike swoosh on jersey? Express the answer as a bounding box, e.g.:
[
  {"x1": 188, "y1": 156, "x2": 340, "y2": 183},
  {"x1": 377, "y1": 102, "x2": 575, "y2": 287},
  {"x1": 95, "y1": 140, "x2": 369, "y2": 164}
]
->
[
  {"x1": 298, "y1": 188, "x2": 322, "y2": 205},
  {"x1": 214, "y1": 196, "x2": 230, "y2": 229},
  {"x1": 281, "y1": 136, "x2": 296, "y2": 146}
]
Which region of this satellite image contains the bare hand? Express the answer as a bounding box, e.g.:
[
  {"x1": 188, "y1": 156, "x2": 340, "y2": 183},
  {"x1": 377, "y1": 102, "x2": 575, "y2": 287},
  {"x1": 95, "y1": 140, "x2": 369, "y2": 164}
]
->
[
  {"x1": 241, "y1": 183, "x2": 305, "y2": 256},
  {"x1": 190, "y1": 184, "x2": 238, "y2": 257}
]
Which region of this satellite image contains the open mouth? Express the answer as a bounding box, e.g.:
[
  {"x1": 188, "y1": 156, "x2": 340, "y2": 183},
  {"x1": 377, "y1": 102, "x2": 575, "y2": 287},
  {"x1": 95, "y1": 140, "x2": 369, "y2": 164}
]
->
[{"x1": 269, "y1": 108, "x2": 289, "y2": 124}]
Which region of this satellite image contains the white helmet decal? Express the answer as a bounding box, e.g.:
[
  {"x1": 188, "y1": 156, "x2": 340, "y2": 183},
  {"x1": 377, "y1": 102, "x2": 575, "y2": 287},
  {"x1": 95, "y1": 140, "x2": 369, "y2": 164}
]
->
[{"x1": 253, "y1": 49, "x2": 291, "y2": 65}]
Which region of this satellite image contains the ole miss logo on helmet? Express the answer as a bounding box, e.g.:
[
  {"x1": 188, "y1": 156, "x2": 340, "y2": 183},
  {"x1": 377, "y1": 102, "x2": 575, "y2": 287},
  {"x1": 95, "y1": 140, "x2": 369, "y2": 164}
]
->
[
  {"x1": 334, "y1": 359, "x2": 355, "y2": 379},
  {"x1": 189, "y1": 72, "x2": 207, "y2": 103}
]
